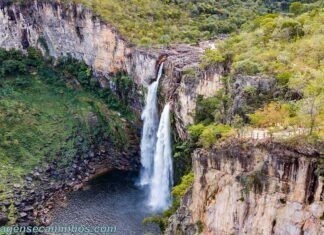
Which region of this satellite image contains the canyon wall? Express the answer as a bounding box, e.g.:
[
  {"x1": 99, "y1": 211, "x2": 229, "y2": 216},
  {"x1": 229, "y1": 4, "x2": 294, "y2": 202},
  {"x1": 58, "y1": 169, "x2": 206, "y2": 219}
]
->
[
  {"x1": 167, "y1": 141, "x2": 323, "y2": 235},
  {"x1": 0, "y1": 0, "x2": 224, "y2": 138},
  {"x1": 160, "y1": 45, "x2": 224, "y2": 139},
  {"x1": 1, "y1": 1, "x2": 323, "y2": 233},
  {"x1": 0, "y1": 0, "x2": 156, "y2": 85}
]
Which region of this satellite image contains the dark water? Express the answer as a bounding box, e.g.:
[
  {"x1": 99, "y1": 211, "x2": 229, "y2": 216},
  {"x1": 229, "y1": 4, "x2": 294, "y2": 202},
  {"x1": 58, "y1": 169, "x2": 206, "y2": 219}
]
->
[{"x1": 51, "y1": 171, "x2": 161, "y2": 235}]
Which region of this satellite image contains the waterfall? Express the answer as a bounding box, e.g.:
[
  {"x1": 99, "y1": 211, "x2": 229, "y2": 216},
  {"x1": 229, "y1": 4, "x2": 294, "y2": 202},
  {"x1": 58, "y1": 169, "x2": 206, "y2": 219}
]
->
[
  {"x1": 139, "y1": 62, "x2": 173, "y2": 211},
  {"x1": 139, "y1": 63, "x2": 164, "y2": 186},
  {"x1": 148, "y1": 103, "x2": 173, "y2": 211}
]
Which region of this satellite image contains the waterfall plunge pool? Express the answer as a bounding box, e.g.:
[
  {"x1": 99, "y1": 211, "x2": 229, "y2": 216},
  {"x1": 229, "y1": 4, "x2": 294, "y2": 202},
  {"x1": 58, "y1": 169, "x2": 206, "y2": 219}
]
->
[{"x1": 51, "y1": 170, "x2": 161, "y2": 235}]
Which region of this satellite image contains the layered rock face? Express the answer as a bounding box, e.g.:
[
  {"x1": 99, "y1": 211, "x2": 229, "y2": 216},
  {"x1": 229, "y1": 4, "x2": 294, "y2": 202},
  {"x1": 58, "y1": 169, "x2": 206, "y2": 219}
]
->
[
  {"x1": 167, "y1": 141, "x2": 323, "y2": 235},
  {"x1": 0, "y1": 0, "x2": 224, "y2": 139},
  {"x1": 4, "y1": 2, "x2": 321, "y2": 234},
  {"x1": 0, "y1": 0, "x2": 157, "y2": 84},
  {"x1": 160, "y1": 45, "x2": 224, "y2": 139}
]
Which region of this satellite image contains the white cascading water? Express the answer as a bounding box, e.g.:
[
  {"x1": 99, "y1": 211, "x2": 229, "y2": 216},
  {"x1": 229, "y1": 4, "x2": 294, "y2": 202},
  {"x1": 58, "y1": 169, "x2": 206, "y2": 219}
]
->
[
  {"x1": 139, "y1": 63, "x2": 164, "y2": 186},
  {"x1": 148, "y1": 103, "x2": 173, "y2": 211}
]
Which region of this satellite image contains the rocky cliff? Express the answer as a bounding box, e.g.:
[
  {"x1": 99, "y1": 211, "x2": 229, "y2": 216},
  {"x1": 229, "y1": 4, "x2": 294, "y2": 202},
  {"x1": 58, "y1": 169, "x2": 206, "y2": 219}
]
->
[
  {"x1": 0, "y1": 0, "x2": 225, "y2": 139},
  {"x1": 167, "y1": 141, "x2": 323, "y2": 235},
  {"x1": 3, "y1": 2, "x2": 322, "y2": 234},
  {"x1": 0, "y1": 0, "x2": 159, "y2": 85},
  {"x1": 160, "y1": 44, "x2": 224, "y2": 139}
]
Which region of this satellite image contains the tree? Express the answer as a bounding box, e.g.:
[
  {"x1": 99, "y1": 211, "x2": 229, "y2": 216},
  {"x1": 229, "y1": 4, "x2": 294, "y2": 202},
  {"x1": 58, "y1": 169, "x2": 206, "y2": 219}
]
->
[
  {"x1": 1, "y1": 60, "x2": 27, "y2": 76},
  {"x1": 201, "y1": 49, "x2": 225, "y2": 68},
  {"x1": 249, "y1": 102, "x2": 290, "y2": 128},
  {"x1": 199, "y1": 124, "x2": 233, "y2": 148},
  {"x1": 299, "y1": 76, "x2": 324, "y2": 135},
  {"x1": 289, "y1": 2, "x2": 304, "y2": 15}
]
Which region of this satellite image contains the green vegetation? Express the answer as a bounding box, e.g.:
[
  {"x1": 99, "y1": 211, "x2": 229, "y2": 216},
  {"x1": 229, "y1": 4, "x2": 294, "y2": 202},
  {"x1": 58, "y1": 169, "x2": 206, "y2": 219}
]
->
[
  {"x1": 189, "y1": 123, "x2": 234, "y2": 149},
  {"x1": 173, "y1": 141, "x2": 194, "y2": 185},
  {"x1": 77, "y1": 0, "x2": 299, "y2": 45},
  {"x1": 7, "y1": 0, "x2": 301, "y2": 45},
  {"x1": 196, "y1": 220, "x2": 204, "y2": 233},
  {"x1": 201, "y1": 48, "x2": 225, "y2": 68},
  {"x1": 215, "y1": 6, "x2": 323, "y2": 77},
  {"x1": 248, "y1": 102, "x2": 292, "y2": 128},
  {"x1": 195, "y1": 86, "x2": 232, "y2": 125},
  {"x1": 0, "y1": 48, "x2": 133, "y2": 195},
  {"x1": 189, "y1": 83, "x2": 236, "y2": 149},
  {"x1": 193, "y1": 3, "x2": 323, "y2": 148},
  {"x1": 172, "y1": 172, "x2": 194, "y2": 198},
  {"x1": 143, "y1": 172, "x2": 194, "y2": 231}
]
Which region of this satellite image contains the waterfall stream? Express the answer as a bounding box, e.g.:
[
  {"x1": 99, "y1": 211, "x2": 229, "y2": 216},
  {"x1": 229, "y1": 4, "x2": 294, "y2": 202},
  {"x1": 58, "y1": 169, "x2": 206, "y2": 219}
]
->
[
  {"x1": 139, "y1": 63, "x2": 164, "y2": 186},
  {"x1": 139, "y1": 63, "x2": 173, "y2": 211},
  {"x1": 149, "y1": 103, "x2": 173, "y2": 211}
]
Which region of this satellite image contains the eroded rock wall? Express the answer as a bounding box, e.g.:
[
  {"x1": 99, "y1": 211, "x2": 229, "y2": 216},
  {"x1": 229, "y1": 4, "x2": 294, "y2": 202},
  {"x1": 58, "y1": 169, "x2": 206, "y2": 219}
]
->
[
  {"x1": 160, "y1": 45, "x2": 224, "y2": 139},
  {"x1": 0, "y1": 0, "x2": 157, "y2": 85},
  {"x1": 0, "y1": 0, "x2": 225, "y2": 138},
  {"x1": 1, "y1": 2, "x2": 323, "y2": 234},
  {"x1": 167, "y1": 141, "x2": 323, "y2": 235}
]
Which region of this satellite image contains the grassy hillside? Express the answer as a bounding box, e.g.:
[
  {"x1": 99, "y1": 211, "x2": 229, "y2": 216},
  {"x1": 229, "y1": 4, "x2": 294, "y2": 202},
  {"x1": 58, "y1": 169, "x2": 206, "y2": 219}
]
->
[
  {"x1": 62, "y1": 0, "x2": 302, "y2": 45},
  {"x1": 0, "y1": 48, "x2": 134, "y2": 193},
  {"x1": 7, "y1": 0, "x2": 317, "y2": 45},
  {"x1": 191, "y1": 3, "x2": 323, "y2": 148}
]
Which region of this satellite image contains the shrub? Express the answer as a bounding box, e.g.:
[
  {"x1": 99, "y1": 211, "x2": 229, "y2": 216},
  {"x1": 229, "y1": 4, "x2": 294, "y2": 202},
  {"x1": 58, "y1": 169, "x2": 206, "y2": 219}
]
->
[
  {"x1": 195, "y1": 87, "x2": 232, "y2": 125},
  {"x1": 248, "y1": 102, "x2": 291, "y2": 128},
  {"x1": 183, "y1": 67, "x2": 198, "y2": 77},
  {"x1": 290, "y1": 2, "x2": 305, "y2": 15},
  {"x1": 1, "y1": 59, "x2": 27, "y2": 76},
  {"x1": 139, "y1": 37, "x2": 153, "y2": 46},
  {"x1": 201, "y1": 49, "x2": 225, "y2": 68},
  {"x1": 12, "y1": 76, "x2": 32, "y2": 88},
  {"x1": 188, "y1": 123, "x2": 205, "y2": 143},
  {"x1": 277, "y1": 72, "x2": 292, "y2": 86},
  {"x1": 273, "y1": 18, "x2": 304, "y2": 41},
  {"x1": 199, "y1": 124, "x2": 234, "y2": 148},
  {"x1": 173, "y1": 141, "x2": 194, "y2": 185},
  {"x1": 233, "y1": 60, "x2": 263, "y2": 75},
  {"x1": 195, "y1": 95, "x2": 220, "y2": 124},
  {"x1": 172, "y1": 172, "x2": 194, "y2": 198}
]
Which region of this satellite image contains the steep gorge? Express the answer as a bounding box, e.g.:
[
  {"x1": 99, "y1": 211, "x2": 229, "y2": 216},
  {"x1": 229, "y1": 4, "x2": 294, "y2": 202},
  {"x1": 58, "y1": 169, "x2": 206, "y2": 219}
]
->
[
  {"x1": 0, "y1": 0, "x2": 225, "y2": 138},
  {"x1": 0, "y1": 0, "x2": 224, "y2": 228},
  {"x1": 0, "y1": 0, "x2": 323, "y2": 234}
]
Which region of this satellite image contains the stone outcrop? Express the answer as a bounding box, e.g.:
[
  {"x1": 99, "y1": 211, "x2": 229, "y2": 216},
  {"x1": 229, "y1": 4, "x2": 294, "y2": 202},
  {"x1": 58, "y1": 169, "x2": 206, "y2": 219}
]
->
[
  {"x1": 167, "y1": 140, "x2": 324, "y2": 235},
  {"x1": 160, "y1": 45, "x2": 224, "y2": 139},
  {"x1": 230, "y1": 74, "x2": 277, "y2": 119}
]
